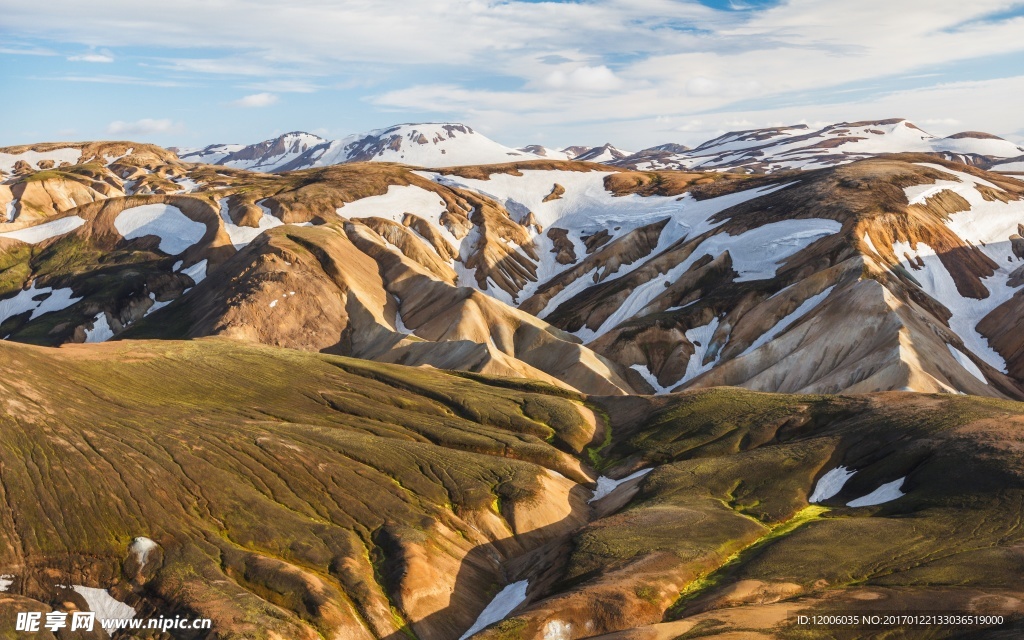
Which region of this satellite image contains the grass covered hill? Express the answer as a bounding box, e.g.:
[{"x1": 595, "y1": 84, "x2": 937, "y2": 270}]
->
[{"x1": 0, "y1": 338, "x2": 1022, "y2": 638}]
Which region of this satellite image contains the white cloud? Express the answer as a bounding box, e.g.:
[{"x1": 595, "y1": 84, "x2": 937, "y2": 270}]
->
[
  {"x1": 4, "y1": 1, "x2": 1024, "y2": 146},
  {"x1": 67, "y1": 52, "x2": 114, "y2": 63},
  {"x1": 106, "y1": 118, "x2": 180, "y2": 136},
  {"x1": 540, "y1": 66, "x2": 623, "y2": 92},
  {"x1": 232, "y1": 92, "x2": 278, "y2": 107}
]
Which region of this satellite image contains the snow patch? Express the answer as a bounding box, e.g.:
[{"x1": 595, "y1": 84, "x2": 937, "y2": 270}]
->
[
  {"x1": 459, "y1": 580, "x2": 529, "y2": 639},
  {"x1": 181, "y1": 259, "x2": 208, "y2": 286},
  {"x1": 679, "y1": 317, "x2": 722, "y2": 384},
  {"x1": 809, "y1": 466, "x2": 856, "y2": 503},
  {"x1": 544, "y1": 620, "x2": 573, "y2": 640},
  {"x1": 893, "y1": 240, "x2": 1013, "y2": 372},
  {"x1": 630, "y1": 364, "x2": 672, "y2": 394},
  {"x1": 589, "y1": 468, "x2": 653, "y2": 503},
  {"x1": 0, "y1": 575, "x2": 13, "y2": 592},
  {"x1": 0, "y1": 216, "x2": 85, "y2": 243},
  {"x1": 84, "y1": 312, "x2": 114, "y2": 343},
  {"x1": 69, "y1": 586, "x2": 135, "y2": 621},
  {"x1": 947, "y1": 344, "x2": 987, "y2": 384},
  {"x1": 218, "y1": 197, "x2": 284, "y2": 248},
  {"x1": 847, "y1": 477, "x2": 906, "y2": 507},
  {"x1": 115, "y1": 204, "x2": 206, "y2": 255},
  {"x1": 4, "y1": 199, "x2": 16, "y2": 222},
  {"x1": 0, "y1": 147, "x2": 81, "y2": 174},
  {"x1": 130, "y1": 537, "x2": 158, "y2": 566},
  {"x1": 147, "y1": 293, "x2": 172, "y2": 315},
  {"x1": 0, "y1": 285, "x2": 81, "y2": 326}
]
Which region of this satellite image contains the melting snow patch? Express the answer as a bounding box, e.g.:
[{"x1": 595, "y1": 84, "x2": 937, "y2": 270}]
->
[
  {"x1": 181, "y1": 259, "x2": 208, "y2": 286},
  {"x1": 115, "y1": 204, "x2": 206, "y2": 255},
  {"x1": 0, "y1": 285, "x2": 81, "y2": 326},
  {"x1": 0, "y1": 216, "x2": 85, "y2": 244},
  {"x1": 809, "y1": 466, "x2": 856, "y2": 503},
  {"x1": 589, "y1": 468, "x2": 653, "y2": 503},
  {"x1": 269, "y1": 299, "x2": 278, "y2": 308},
  {"x1": 679, "y1": 317, "x2": 722, "y2": 384},
  {"x1": 70, "y1": 586, "x2": 135, "y2": 621},
  {"x1": 459, "y1": 580, "x2": 529, "y2": 639},
  {"x1": 130, "y1": 537, "x2": 158, "y2": 566},
  {"x1": 147, "y1": 293, "x2": 172, "y2": 315},
  {"x1": 847, "y1": 477, "x2": 906, "y2": 507},
  {"x1": 218, "y1": 197, "x2": 284, "y2": 248},
  {"x1": 544, "y1": 620, "x2": 573, "y2": 640},
  {"x1": 947, "y1": 344, "x2": 987, "y2": 384},
  {"x1": 0, "y1": 575, "x2": 13, "y2": 592},
  {"x1": 84, "y1": 312, "x2": 115, "y2": 343},
  {"x1": 4, "y1": 199, "x2": 16, "y2": 222},
  {"x1": 630, "y1": 364, "x2": 673, "y2": 394}
]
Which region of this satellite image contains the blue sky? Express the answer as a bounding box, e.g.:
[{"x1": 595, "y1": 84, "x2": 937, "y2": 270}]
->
[{"x1": 2, "y1": 0, "x2": 1023, "y2": 150}]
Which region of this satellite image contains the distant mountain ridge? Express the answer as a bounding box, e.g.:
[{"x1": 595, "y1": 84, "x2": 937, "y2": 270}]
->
[{"x1": 173, "y1": 118, "x2": 1024, "y2": 175}]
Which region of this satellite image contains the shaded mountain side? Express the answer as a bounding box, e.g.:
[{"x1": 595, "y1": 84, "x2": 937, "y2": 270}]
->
[
  {"x1": 1, "y1": 340, "x2": 1023, "y2": 638},
  {"x1": 474, "y1": 389, "x2": 1024, "y2": 639}
]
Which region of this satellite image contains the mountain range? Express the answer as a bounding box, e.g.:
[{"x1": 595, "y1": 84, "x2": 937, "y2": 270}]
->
[
  {"x1": 2, "y1": 120, "x2": 1024, "y2": 638},
  {"x1": 173, "y1": 118, "x2": 1024, "y2": 175}
]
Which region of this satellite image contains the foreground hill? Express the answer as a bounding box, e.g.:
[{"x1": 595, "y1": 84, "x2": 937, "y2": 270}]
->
[
  {"x1": 1, "y1": 144, "x2": 1023, "y2": 399},
  {"x1": 0, "y1": 338, "x2": 1022, "y2": 638}
]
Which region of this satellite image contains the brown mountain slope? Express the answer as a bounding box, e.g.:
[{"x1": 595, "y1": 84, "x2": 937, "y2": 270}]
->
[
  {"x1": 0, "y1": 340, "x2": 1022, "y2": 638},
  {"x1": 3, "y1": 150, "x2": 1023, "y2": 399}
]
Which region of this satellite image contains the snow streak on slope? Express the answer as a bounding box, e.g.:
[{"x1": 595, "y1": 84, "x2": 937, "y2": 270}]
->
[
  {"x1": 847, "y1": 478, "x2": 906, "y2": 507},
  {"x1": 947, "y1": 345, "x2": 987, "y2": 384},
  {"x1": 428, "y1": 171, "x2": 800, "y2": 306},
  {"x1": 742, "y1": 286, "x2": 836, "y2": 356},
  {"x1": 577, "y1": 217, "x2": 841, "y2": 341},
  {"x1": 84, "y1": 313, "x2": 114, "y2": 343},
  {"x1": 459, "y1": 580, "x2": 530, "y2": 639},
  {"x1": 809, "y1": 466, "x2": 856, "y2": 503},
  {"x1": 894, "y1": 163, "x2": 1024, "y2": 373},
  {"x1": 589, "y1": 468, "x2": 653, "y2": 503}
]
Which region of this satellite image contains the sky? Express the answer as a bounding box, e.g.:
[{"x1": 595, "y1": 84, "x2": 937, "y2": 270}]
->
[{"x1": 2, "y1": 0, "x2": 1024, "y2": 150}]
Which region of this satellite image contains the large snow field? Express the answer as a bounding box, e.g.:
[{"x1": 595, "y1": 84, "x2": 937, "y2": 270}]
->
[
  {"x1": 0, "y1": 148, "x2": 82, "y2": 174},
  {"x1": 115, "y1": 204, "x2": 206, "y2": 255},
  {"x1": 0, "y1": 216, "x2": 86, "y2": 243}
]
